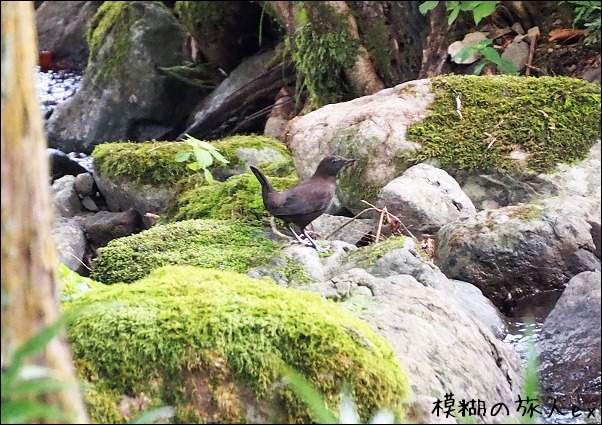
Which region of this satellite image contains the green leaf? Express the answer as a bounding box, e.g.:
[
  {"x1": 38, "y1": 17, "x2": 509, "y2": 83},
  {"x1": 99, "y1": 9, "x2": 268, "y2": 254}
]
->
[
  {"x1": 193, "y1": 147, "x2": 213, "y2": 169},
  {"x1": 448, "y1": 7, "x2": 461, "y2": 25},
  {"x1": 283, "y1": 369, "x2": 339, "y2": 424},
  {"x1": 203, "y1": 168, "x2": 214, "y2": 184},
  {"x1": 174, "y1": 151, "x2": 191, "y2": 162},
  {"x1": 1, "y1": 400, "x2": 71, "y2": 424},
  {"x1": 4, "y1": 311, "x2": 77, "y2": 388},
  {"x1": 481, "y1": 47, "x2": 502, "y2": 63},
  {"x1": 193, "y1": 140, "x2": 218, "y2": 151},
  {"x1": 209, "y1": 149, "x2": 229, "y2": 165},
  {"x1": 187, "y1": 162, "x2": 200, "y2": 171},
  {"x1": 473, "y1": 1, "x2": 499, "y2": 25},
  {"x1": 418, "y1": 1, "x2": 439, "y2": 15},
  {"x1": 473, "y1": 62, "x2": 487, "y2": 75}
]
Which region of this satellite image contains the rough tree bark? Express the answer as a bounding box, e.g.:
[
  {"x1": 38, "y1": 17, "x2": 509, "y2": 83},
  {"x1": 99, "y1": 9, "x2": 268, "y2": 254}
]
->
[{"x1": 1, "y1": 2, "x2": 89, "y2": 423}]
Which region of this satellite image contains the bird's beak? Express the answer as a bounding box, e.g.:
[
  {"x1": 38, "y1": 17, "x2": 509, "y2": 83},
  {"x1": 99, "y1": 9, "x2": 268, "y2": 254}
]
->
[{"x1": 345, "y1": 158, "x2": 357, "y2": 166}]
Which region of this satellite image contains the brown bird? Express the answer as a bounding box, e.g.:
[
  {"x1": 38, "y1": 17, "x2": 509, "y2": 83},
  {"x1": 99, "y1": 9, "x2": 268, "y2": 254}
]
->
[{"x1": 250, "y1": 155, "x2": 356, "y2": 252}]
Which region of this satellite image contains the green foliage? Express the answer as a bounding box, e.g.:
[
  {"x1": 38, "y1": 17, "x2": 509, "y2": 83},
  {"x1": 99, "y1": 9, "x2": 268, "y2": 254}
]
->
[
  {"x1": 59, "y1": 263, "x2": 104, "y2": 303},
  {"x1": 90, "y1": 219, "x2": 280, "y2": 284},
  {"x1": 174, "y1": 134, "x2": 229, "y2": 183},
  {"x1": 1, "y1": 312, "x2": 81, "y2": 424},
  {"x1": 454, "y1": 39, "x2": 518, "y2": 75},
  {"x1": 419, "y1": 1, "x2": 501, "y2": 26},
  {"x1": 407, "y1": 75, "x2": 601, "y2": 173},
  {"x1": 66, "y1": 265, "x2": 411, "y2": 423},
  {"x1": 564, "y1": 1, "x2": 602, "y2": 44}
]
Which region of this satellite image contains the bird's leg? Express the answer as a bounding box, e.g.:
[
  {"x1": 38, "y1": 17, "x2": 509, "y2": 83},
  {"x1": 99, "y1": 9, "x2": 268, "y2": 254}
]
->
[
  {"x1": 302, "y1": 229, "x2": 331, "y2": 253},
  {"x1": 287, "y1": 223, "x2": 313, "y2": 246}
]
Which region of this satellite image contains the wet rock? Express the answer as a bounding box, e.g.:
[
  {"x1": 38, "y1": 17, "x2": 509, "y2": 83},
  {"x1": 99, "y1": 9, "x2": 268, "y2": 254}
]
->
[
  {"x1": 52, "y1": 218, "x2": 87, "y2": 273},
  {"x1": 436, "y1": 196, "x2": 600, "y2": 308},
  {"x1": 48, "y1": 148, "x2": 88, "y2": 182},
  {"x1": 305, "y1": 268, "x2": 523, "y2": 424},
  {"x1": 538, "y1": 271, "x2": 601, "y2": 409},
  {"x1": 80, "y1": 209, "x2": 143, "y2": 247}
]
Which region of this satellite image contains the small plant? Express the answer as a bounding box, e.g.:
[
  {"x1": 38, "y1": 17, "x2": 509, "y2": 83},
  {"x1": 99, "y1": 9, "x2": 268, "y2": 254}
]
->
[
  {"x1": 419, "y1": 1, "x2": 501, "y2": 26},
  {"x1": 564, "y1": 1, "x2": 601, "y2": 44},
  {"x1": 1, "y1": 311, "x2": 80, "y2": 424},
  {"x1": 454, "y1": 38, "x2": 519, "y2": 75},
  {"x1": 174, "y1": 134, "x2": 229, "y2": 183}
]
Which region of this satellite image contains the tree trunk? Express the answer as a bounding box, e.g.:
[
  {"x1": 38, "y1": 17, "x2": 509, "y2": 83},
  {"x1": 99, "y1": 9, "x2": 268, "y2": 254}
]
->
[
  {"x1": 418, "y1": 1, "x2": 451, "y2": 78},
  {"x1": 1, "y1": 2, "x2": 89, "y2": 423}
]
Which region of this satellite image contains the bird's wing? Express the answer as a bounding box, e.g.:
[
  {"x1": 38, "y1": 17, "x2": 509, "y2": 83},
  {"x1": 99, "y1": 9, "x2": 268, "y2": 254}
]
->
[{"x1": 268, "y1": 180, "x2": 334, "y2": 217}]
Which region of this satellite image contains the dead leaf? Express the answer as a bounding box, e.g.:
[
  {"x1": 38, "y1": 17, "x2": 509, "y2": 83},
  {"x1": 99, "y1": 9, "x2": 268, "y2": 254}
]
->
[{"x1": 548, "y1": 28, "x2": 585, "y2": 43}]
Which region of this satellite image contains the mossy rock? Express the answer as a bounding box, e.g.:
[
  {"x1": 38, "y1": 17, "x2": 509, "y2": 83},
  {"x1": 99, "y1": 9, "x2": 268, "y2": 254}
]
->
[
  {"x1": 91, "y1": 134, "x2": 293, "y2": 187},
  {"x1": 161, "y1": 171, "x2": 299, "y2": 223},
  {"x1": 407, "y1": 75, "x2": 601, "y2": 174},
  {"x1": 90, "y1": 219, "x2": 279, "y2": 284},
  {"x1": 67, "y1": 265, "x2": 411, "y2": 423}
]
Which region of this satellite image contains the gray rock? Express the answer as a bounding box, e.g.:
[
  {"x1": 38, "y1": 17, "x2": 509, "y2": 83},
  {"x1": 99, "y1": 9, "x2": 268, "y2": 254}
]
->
[
  {"x1": 500, "y1": 37, "x2": 529, "y2": 72},
  {"x1": 51, "y1": 175, "x2": 83, "y2": 217},
  {"x1": 79, "y1": 209, "x2": 142, "y2": 247},
  {"x1": 309, "y1": 214, "x2": 374, "y2": 245},
  {"x1": 81, "y1": 196, "x2": 99, "y2": 212},
  {"x1": 52, "y1": 218, "x2": 87, "y2": 273},
  {"x1": 448, "y1": 32, "x2": 488, "y2": 64},
  {"x1": 343, "y1": 236, "x2": 449, "y2": 288},
  {"x1": 439, "y1": 279, "x2": 508, "y2": 339},
  {"x1": 538, "y1": 271, "x2": 601, "y2": 409},
  {"x1": 305, "y1": 268, "x2": 523, "y2": 424},
  {"x1": 46, "y1": 2, "x2": 192, "y2": 153},
  {"x1": 378, "y1": 163, "x2": 476, "y2": 239},
  {"x1": 459, "y1": 142, "x2": 601, "y2": 210},
  {"x1": 281, "y1": 240, "x2": 357, "y2": 282},
  {"x1": 436, "y1": 196, "x2": 601, "y2": 309},
  {"x1": 74, "y1": 172, "x2": 95, "y2": 197},
  {"x1": 93, "y1": 168, "x2": 171, "y2": 228}
]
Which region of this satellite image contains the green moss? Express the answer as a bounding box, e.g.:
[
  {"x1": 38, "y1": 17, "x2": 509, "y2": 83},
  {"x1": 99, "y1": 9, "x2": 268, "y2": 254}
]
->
[
  {"x1": 174, "y1": 1, "x2": 226, "y2": 34},
  {"x1": 67, "y1": 265, "x2": 411, "y2": 423},
  {"x1": 82, "y1": 384, "x2": 124, "y2": 424},
  {"x1": 344, "y1": 236, "x2": 407, "y2": 268},
  {"x1": 163, "y1": 171, "x2": 299, "y2": 223},
  {"x1": 90, "y1": 219, "x2": 279, "y2": 284},
  {"x1": 86, "y1": 2, "x2": 139, "y2": 86},
  {"x1": 509, "y1": 204, "x2": 544, "y2": 221},
  {"x1": 92, "y1": 135, "x2": 292, "y2": 186},
  {"x1": 407, "y1": 75, "x2": 601, "y2": 174},
  {"x1": 289, "y1": 4, "x2": 359, "y2": 108}
]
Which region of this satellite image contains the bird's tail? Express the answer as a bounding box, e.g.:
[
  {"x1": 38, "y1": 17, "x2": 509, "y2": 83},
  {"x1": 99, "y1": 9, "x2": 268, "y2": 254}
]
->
[{"x1": 250, "y1": 166, "x2": 274, "y2": 192}]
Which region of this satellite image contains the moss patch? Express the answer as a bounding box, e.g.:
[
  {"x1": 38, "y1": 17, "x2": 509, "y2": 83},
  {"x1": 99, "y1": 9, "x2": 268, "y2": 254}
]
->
[
  {"x1": 162, "y1": 171, "x2": 299, "y2": 223},
  {"x1": 66, "y1": 265, "x2": 410, "y2": 423},
  {"x1": 174, "y1": 1, "x2": 227, "y2": 36},
  {"x1": 407, "y1": 75, "x2": 601, "y2": 174},
  {"x1": 90, "y1": 219, "x2": 279, "y2": 284},
  {"x1": 86, "y1": 2, "x2": 138, "y2": 86},
  {"x1": 92, "y1": 135, "x2": 292, "y2": 186},
  {"x1": 344, "y1": 236, "x2": 407, "y2": 268},
  {"x1": 288, "y1": 3, "x2": 360, "y2": 108}
]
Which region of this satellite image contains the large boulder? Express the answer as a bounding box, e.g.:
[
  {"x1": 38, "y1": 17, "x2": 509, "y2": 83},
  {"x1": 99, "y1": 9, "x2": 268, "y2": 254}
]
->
[
  {"x1": 538, "y1": 271, "x2": 601, "y2": 409},
  {"x1": 45, "y1": 2, "x2": 193, "y2": 153},
  {"x1": 436, "y1": 196, "x2": 601, "y2": 309},
  {"x1": 286, "y1": 76, "x2": 600, "y2": 214},
  {"x1": 66, "y1": 265, "x2": 411, "y2": 423},
  {"x1": 305, "y1": 268, "x2": 523, "y2": 424}
]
